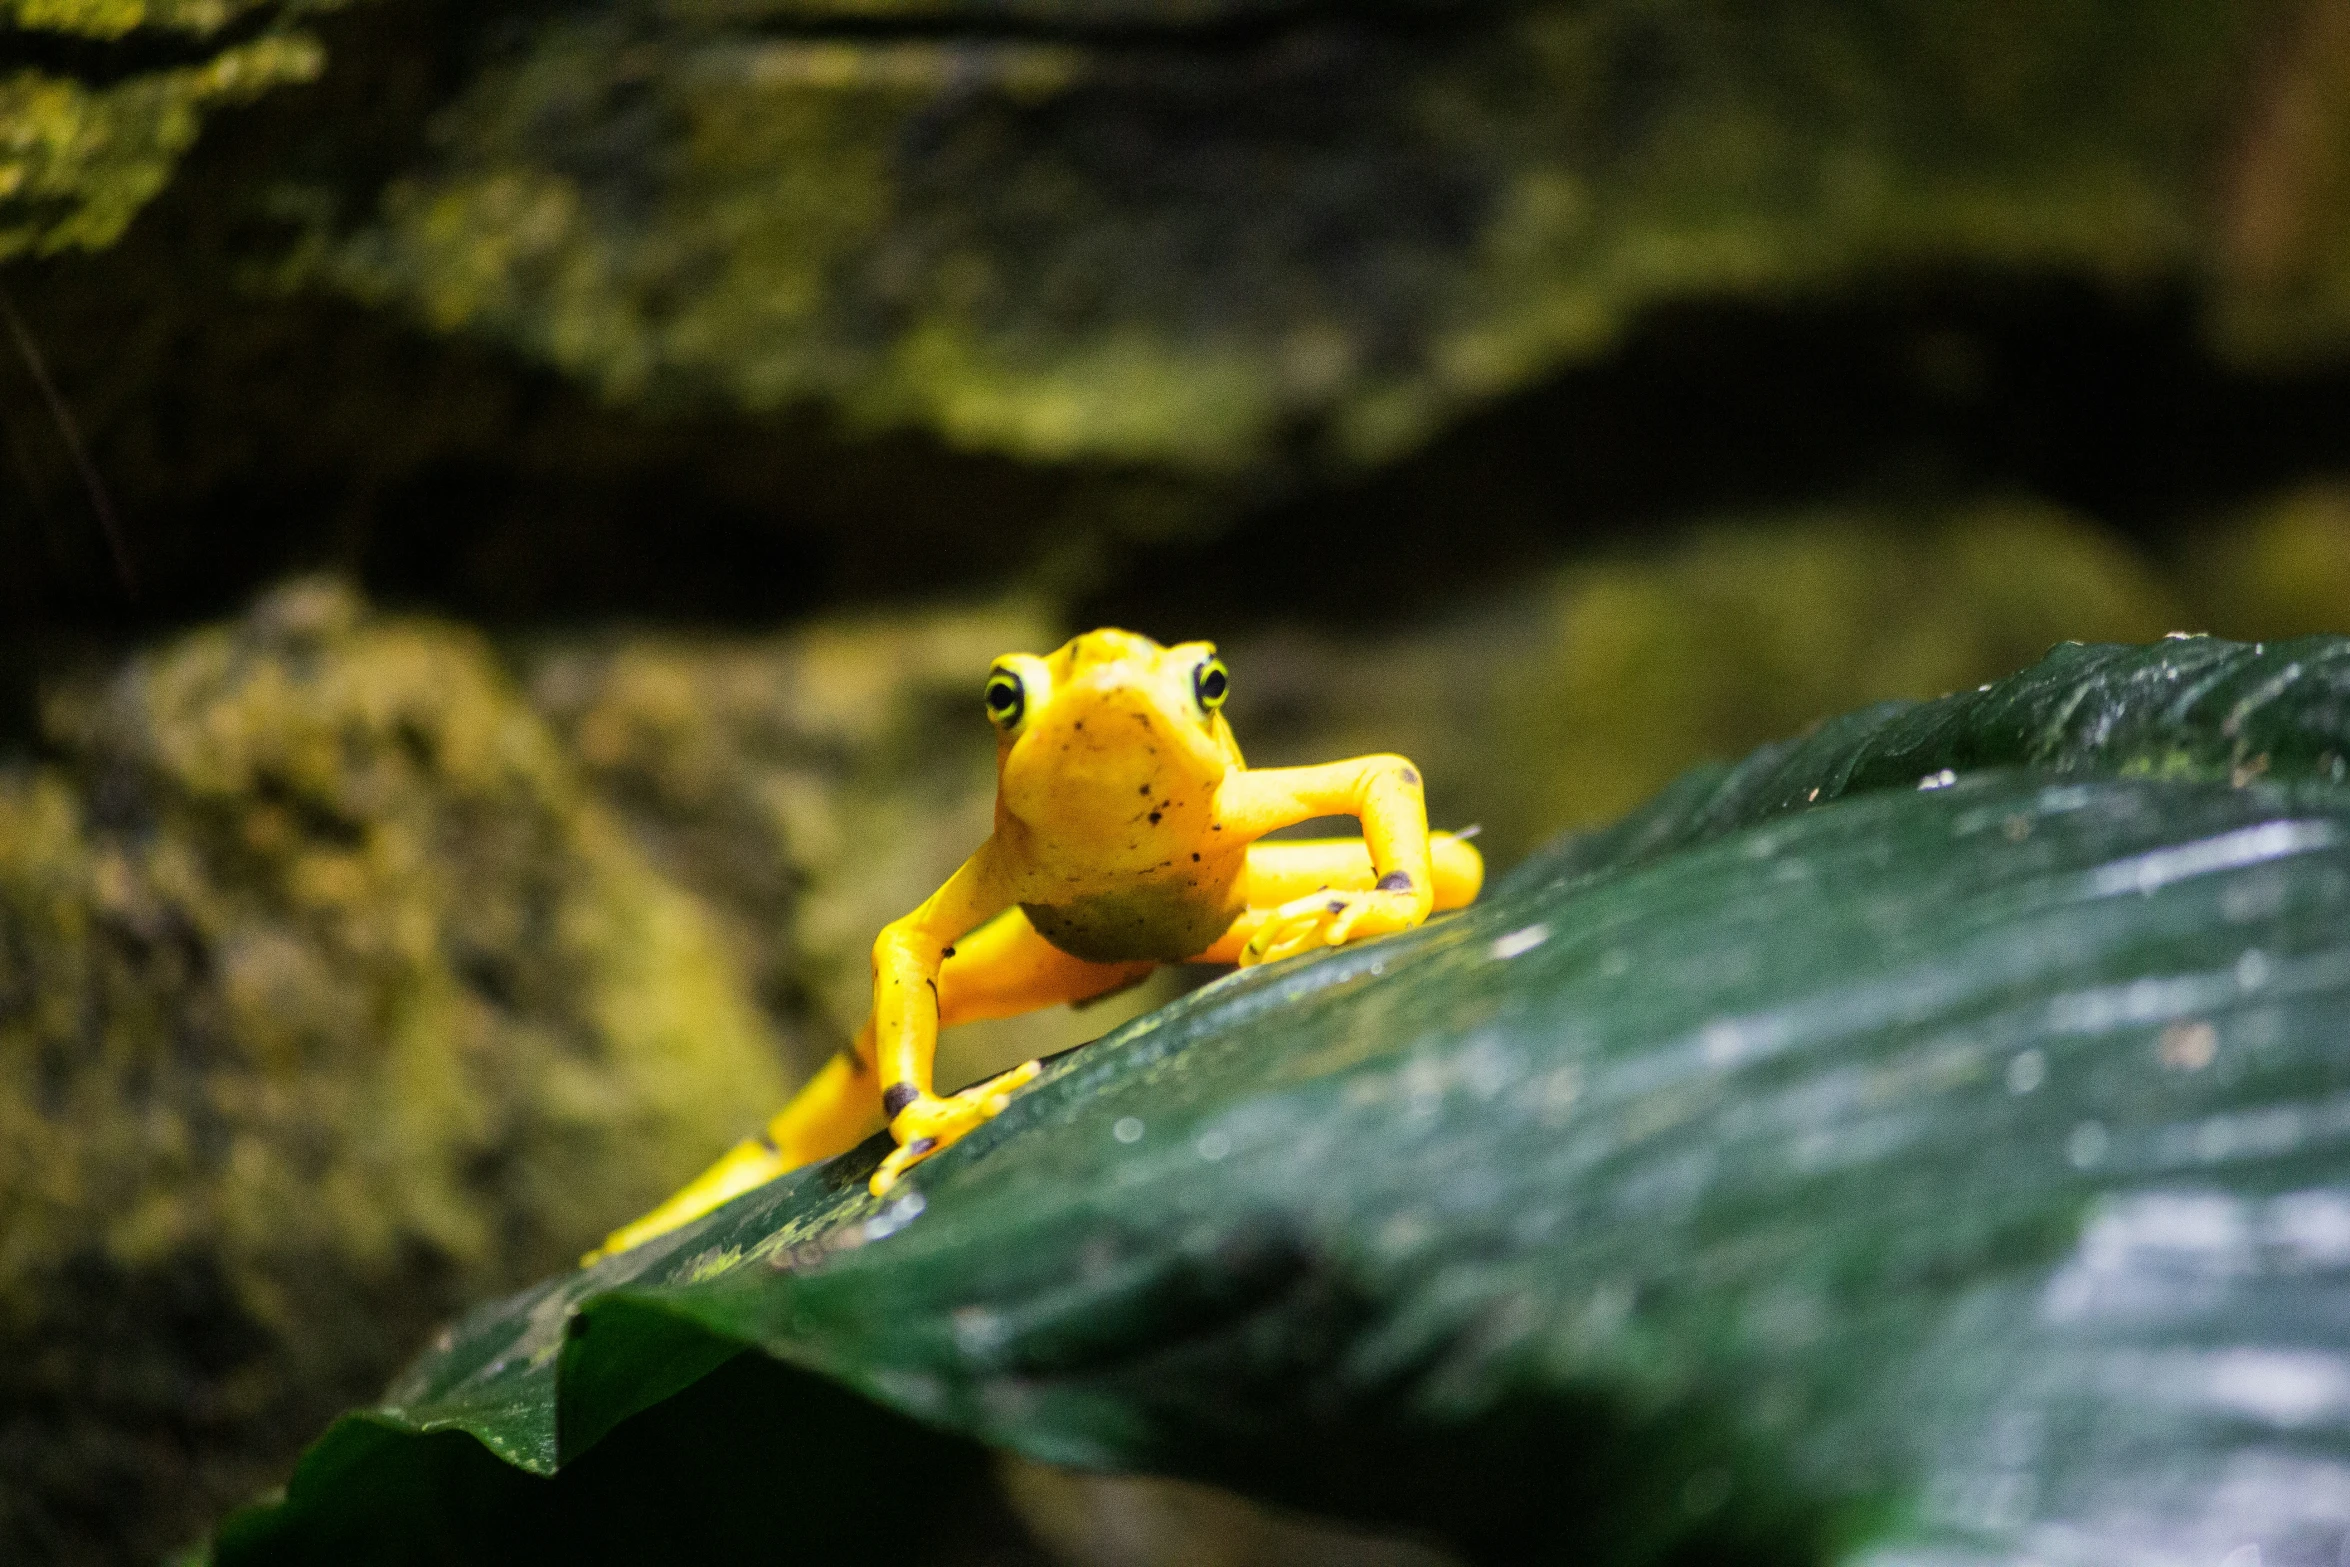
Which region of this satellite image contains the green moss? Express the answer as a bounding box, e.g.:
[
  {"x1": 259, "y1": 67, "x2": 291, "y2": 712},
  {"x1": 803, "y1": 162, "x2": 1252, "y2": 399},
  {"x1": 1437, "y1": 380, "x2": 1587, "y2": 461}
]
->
[
  {"x1": 9, "y1": 0, "x2": 2343, "y2": 474},
  {"x1": 335, "y1": 1, "x2": 2300, "y2": 469},
  {"x1": 0, "y1": 578, "x2": 787, "y2": 1564},
  {"x1": 6, "y1": 0, "x2": 310, "y2": 38},
  {"x1": 0, "y1": 0, "x2": 342, "y2": 259}
]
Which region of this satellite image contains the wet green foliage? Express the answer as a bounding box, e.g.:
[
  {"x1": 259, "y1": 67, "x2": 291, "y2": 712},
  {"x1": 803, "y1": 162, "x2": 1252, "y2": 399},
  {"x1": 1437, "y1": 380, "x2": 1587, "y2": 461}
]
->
[{"x1": 214, "y1": 635, "x2": 2350, "y2": 1564}]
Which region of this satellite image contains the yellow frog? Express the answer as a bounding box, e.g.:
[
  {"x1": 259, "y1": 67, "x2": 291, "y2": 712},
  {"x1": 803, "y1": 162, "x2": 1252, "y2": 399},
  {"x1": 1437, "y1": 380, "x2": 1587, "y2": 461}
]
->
[{"x1": 589, "y1": 629, "x2": 1482, "y2": 1261}]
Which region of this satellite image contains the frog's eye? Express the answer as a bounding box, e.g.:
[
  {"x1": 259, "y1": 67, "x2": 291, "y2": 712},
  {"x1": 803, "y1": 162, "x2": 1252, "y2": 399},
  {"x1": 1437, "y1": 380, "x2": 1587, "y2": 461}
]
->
[
  {"x1": 1193, "y1": 657, "x2": 1229, "y2": 712},
  {"x1": 984, "y1": 669, "x2": 1025, "y2": 728}
]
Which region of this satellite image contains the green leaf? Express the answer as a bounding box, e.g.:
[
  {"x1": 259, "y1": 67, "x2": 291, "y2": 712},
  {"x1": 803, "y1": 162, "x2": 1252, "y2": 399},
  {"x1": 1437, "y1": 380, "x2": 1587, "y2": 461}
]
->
[{"x1": 217, "y1": 636, "x2": 2350, "y2": 1564}]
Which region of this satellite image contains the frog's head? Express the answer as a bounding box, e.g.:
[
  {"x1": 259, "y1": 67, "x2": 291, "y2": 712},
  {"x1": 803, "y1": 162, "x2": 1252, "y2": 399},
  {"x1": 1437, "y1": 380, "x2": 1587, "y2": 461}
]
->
[{"x1": 985, "y1": 628, "x2": 1242, "y2": 836}]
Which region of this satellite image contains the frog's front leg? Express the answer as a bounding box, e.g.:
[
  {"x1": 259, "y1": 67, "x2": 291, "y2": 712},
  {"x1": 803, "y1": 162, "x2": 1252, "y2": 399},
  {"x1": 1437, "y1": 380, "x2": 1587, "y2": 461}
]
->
[
  {"x1": 1214, "y1": 757, "x2": 1452, "y2": 965},
  {"x1": 868, "y1": 872, "x2": 1155, "y2": 1195},
  {"x1": 585, "y1": 903, "x2": 1146, "y2": 1258},
  {"x1": 862, "y1": 851, "x2": 1014, "y2": 1195},
  {"x1": 1195, "y1": 832, "x2": 1484, "y2": 965}
]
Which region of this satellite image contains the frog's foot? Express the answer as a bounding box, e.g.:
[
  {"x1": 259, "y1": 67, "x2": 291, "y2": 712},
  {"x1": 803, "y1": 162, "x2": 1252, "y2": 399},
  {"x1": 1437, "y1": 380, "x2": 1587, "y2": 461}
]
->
[
  {"x1": 870, "y1": 1060, "x2": 1042, "y2": 1196},
  {"x1": 1239, "y1": 887, "x2": 1420, "y2": 967},
  {"x1": 584, "y1": 1135, "x2": 789, "y2": 1265}
]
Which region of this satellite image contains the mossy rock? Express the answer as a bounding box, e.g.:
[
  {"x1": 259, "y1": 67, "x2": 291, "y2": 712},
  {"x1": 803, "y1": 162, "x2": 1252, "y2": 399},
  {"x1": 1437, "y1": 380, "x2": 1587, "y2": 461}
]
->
[
  {"x1": 0, "y1": 579, "x2": 789, "y2": 1564},
  {"x1": 335, "y1": 0, "x2": 2331, "y2": 468},
  {"x1": 0, "y1": 0, "x2": 345, "y2": 259}
]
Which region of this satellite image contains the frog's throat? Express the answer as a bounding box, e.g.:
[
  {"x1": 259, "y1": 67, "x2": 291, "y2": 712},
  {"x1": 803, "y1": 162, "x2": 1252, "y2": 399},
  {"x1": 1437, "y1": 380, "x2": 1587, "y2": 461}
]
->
[{"x1": 1021, "y1": 884, "x2": 1240, "y2": 964}]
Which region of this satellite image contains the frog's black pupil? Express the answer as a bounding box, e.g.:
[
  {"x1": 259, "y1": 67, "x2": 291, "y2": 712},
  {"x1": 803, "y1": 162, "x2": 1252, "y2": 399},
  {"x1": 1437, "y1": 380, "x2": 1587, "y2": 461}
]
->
[
  {"x1": 986, "y1": 675, "x2": 1021, "y2": 721},
  {"x1": 1197, "y1": 663, "x2": 1227, "y2": 705}
]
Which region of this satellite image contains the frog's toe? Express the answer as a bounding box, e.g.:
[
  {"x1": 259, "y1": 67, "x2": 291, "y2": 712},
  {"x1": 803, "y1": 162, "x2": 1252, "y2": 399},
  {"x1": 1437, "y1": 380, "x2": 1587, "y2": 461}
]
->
[
  {"x1": 868, "y1": 1118, "x2": 974, "y2": 1195},
  {"x1": 1238, "y1": 891, "x2": 1337, "y2": 965},
  {"x1": 869, "y1": 1140, "x2": 930, "y2": 1196},
  {"x1": 1240, "y1": 889, "x2": 1421, "y2": 966},
  {"x1": 868, "y1": 1062, "x2": 1042, "y2": 1195},
  {"x1": 962, "y1": 1057, "x2": 1042, "y2": 1112}
]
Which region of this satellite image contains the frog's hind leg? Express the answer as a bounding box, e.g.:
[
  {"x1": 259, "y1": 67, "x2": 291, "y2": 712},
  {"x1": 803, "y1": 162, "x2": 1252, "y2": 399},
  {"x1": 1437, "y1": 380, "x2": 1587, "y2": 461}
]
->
[
  {"x1": 867, "y1": 911, "x2": 1155, "y2": 1194},
  {"x1": 583, "y1": 1049, "x2": 884, "y2": 1263},
  {"x1": 1195, "y1": 832, "x2": 1483, "y2": 964},
  {"x1": 588, "y1": 913, "x2": 1155, "y2": 1259}
]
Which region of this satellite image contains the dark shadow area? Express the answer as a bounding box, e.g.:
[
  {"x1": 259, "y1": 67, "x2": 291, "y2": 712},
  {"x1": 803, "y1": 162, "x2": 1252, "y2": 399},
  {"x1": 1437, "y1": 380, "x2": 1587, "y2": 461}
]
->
[
  {"x1": 0, "y1": 1244, "x2": 464, "y2": 1567},
  {"x1": 1018, "y1": 1225, "x2": 1856, "y2": 1567},
  {"x1": 215, "y1": 1351, "x2": 1051, "y2": 1567}
]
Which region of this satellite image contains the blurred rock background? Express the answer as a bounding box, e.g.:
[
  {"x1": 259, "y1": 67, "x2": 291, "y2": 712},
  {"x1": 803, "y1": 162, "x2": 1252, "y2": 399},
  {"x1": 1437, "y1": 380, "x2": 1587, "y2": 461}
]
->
[{"x1": 6, "y1": 0, "x2": 2350, "y2": 1561}]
